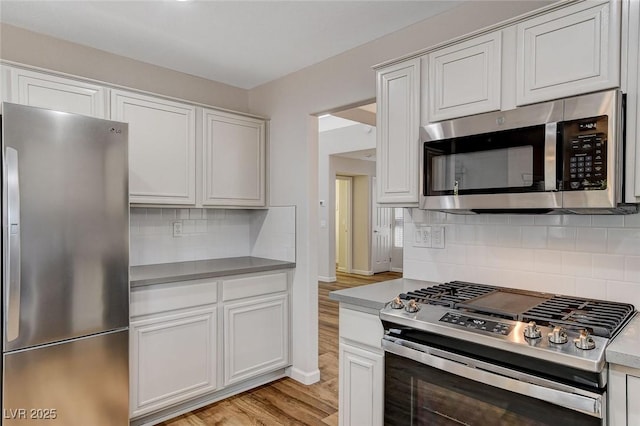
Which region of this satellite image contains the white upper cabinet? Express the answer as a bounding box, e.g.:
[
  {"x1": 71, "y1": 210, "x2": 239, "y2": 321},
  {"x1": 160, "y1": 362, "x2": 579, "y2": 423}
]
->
[
  {"x1": 3, "y1": 67, "x2": 107, "y2": 118},
  {"x1": 516, "y1": 0, "x2": 620, "y2": 105},
  {"x1": 111, "y1": 90, "x2": 196, "y2": 205},
  {"x1": 428, "y1": 31, "x2": 502, "y2": 121},
  {"x1": 202, "y1": 109, "x2": 266, "y2": 207},
  {"x1": 376, "y1": 58, "x2": 420, "y2": 205}
]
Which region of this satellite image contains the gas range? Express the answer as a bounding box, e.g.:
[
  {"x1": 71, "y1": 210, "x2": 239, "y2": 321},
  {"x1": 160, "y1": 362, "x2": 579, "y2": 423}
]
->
[{"x1": 380, "y1": 281, "x2": 636, "y2": 373}]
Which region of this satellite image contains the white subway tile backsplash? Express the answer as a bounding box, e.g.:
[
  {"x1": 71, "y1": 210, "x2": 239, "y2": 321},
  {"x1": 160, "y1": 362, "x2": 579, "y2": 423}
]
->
[
  {"x1": 534, "y1": 215, "x2": 562, "y2": 226},
  {"x1": 575, "y1": 228, "x2": 607, "y2": 253},
  {"x1": 522, "y1": 226, "x2": 547, "y2": 249},
  {"x1": 592, "y1": 254, "x2": 625, "y2": 281},
  {"x1": 509, "y1": 215, "x2": 535, "y2": 226},
  {"x1": 561, "y1": 252, "x2": 592, "y2": 277},
  {"x1": 404, "y1": 209, "x2": 640, "y2": 305},
  {"x1": 547, "y1": 227, "x2": 576, "y2": 251},
  {"x1": 606, "y1": 281, "x2": 640, "y2": 307},
  {"x1": 607, "y1": 229, "x2": 640, "y2": 255},
  {"x1": 130, "y1": 207, "x2": 296, "y2": 266},
  {"x1": 624, "y1": 257, "x2": 640, "y2": 282},
  {"x1": 496, "y1": 226, "x2": 522, "y2": 247},
  {"x1": 624, "y1": 213, "x2": 640, "y2": 228},
  {"x1": 576, "y1": 278, "x2": 607, "y2": 299},
  {"x1": 562, "y1": 215, "x2": 592, "y2": 227},
  {"x1": 534, "y1": 250, "x2": 563, "y2": 274},
  {"x1": 592, "y1": 215, "x2": 624, "y2": 228}
]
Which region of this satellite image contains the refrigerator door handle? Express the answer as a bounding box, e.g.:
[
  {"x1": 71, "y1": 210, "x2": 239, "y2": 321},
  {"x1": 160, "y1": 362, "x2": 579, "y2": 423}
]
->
[{"x1": 5, "y1": 147, "x2": 21, "y2": 342}]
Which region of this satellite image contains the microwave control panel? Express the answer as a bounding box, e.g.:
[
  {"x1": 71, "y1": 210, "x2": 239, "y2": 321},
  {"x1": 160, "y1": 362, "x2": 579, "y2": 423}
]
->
[{"x1": 562, "y1": 115, "x2": 607, "y2": 191}]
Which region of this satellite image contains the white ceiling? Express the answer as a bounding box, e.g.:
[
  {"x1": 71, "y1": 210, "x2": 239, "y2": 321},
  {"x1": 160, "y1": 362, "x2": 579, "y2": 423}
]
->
[
  {"x1": 0, "y1": 1, "x2": 461, "y2": 89},
  {"x1": 334, "y1": 148, "x2": 376, "y2": 162}
]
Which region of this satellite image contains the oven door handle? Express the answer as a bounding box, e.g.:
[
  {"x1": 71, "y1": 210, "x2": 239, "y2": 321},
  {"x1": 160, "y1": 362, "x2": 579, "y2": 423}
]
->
[{"x1": 382, "y1": 337, "x2": 603, "y2": 418}]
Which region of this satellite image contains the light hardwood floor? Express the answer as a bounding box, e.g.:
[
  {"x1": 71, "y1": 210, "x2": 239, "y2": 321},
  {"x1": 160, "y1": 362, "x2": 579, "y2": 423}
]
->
[{"x1": 161, "y1": 271, "x2": 401, "y2": 426}]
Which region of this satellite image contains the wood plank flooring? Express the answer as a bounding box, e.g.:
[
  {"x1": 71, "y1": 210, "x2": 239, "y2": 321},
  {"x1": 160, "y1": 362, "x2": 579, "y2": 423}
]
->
[{"x1": 161, "y1": 271, "x2": 401, "y2": 426}]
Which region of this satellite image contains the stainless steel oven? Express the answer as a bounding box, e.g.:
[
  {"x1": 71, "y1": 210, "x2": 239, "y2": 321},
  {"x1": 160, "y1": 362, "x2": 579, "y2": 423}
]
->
[
  {"x1": 420, "y1": 90, "x2": 637, "y2": 214},
  {"x1": 380, "y1": 281, "x2": 637, "y2": 426}
]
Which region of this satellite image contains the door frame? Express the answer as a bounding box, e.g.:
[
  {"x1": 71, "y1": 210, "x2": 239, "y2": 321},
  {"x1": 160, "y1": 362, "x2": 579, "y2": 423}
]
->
[{"x1": 335, "y1": 175, "x2": 353, "y2": 273}]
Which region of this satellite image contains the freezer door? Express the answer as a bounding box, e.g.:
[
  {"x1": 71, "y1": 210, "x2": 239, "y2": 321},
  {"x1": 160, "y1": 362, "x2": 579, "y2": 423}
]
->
[
  {"x1": 2, "y1": 329, "x2": 129, "y2": 425},
  {"x1": 2, "y1": 103, "x2": 129, "y2": 352}
]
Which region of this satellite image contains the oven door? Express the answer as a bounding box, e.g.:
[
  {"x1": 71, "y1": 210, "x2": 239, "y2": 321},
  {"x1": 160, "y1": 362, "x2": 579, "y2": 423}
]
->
[
  {"x1": 383, "y1": 337, "x2": 605, "y2": 426},
  {"x1": 420, "y1": 100, "x2": 563, "y2": 211}
]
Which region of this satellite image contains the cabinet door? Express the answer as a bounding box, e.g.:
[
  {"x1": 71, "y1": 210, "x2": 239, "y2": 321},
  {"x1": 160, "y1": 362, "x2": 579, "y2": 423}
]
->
[
  {"x1": 223, "y1": 294, "x2": 288, "y2": 385},
  {"x1": 339, "y1": 343, "x2": 384, "y2": 426},
  {"x1": 516, "y1": 1, "x2": 620, "y2": 105},
  {"x1": 112, "y1": 90, "x2": 196, "y2": 205},
  {"x1": 428, "y1": 31, "x2": 502, "y2": 121},
  {"x1": 202, "y1": 109, "x2": 266, "y2": 207},
  {"x1": 629, "y1": 374, "x2": 640, "y2": 426},
  {"x1": 376, "y1": 59, "x2": 420, "y2": 205},
  {"x1": 5, "y1": 67, "x2": 106, "y2": 118},
  {"x1": 130, "y1": 307, "x2": 217, "y2": 418}
]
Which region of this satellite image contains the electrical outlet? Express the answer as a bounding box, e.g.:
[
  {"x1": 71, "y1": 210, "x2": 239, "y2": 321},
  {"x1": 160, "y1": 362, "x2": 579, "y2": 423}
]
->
[
  {"x1": 414, "y1": 225, "x2": 432, "y2": 247},
  {"x1": 432, "y1": 226, "x2": 445, "y2": 249},
  {"x1": 173, "y1": 221, "x2": 183, "y2": 237}
]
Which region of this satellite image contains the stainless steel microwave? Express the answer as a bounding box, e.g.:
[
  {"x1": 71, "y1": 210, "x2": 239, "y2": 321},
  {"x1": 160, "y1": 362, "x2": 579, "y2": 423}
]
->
[{"x1": 420, "y1": 90, "x2": 637, "y2": 214}]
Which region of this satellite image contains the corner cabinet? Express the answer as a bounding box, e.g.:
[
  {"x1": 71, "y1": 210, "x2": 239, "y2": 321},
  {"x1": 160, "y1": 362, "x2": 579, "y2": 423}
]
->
[
  {"x1": 516, "y1": 0, "x2": 620, "y2": 106},
  {"x1": 2, "y1": 66, "x2": 107, "y2": 118},
  {"x1": 202, "y1": 109, "x2": 266, "y2": 207},
  {"x1": 376, "y1": 58, "x2": 420, "y2": 206},
  {"x1": 111, "y1": 90, "x2": 197, "y2": 205},
  {"x1": 428, "y1": 30, "x2": 502, "y2": 121}
]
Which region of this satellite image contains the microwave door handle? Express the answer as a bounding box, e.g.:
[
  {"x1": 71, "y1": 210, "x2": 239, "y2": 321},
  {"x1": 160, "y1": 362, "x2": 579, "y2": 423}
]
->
[
  {"x1": 4, "y1": 147, "x2": 21, "y2": 342},
  {"x1": 544, "y1": 123, "x2": 558, "y2": 191}
]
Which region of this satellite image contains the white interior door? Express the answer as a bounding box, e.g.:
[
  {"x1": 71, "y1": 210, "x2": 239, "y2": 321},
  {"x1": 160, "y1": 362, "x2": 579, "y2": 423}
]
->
[
  {"x1": 336, "y1": 177, "x2": 352, "y2": 272},
  {"x1": 372, "y1": 177, "x2": 392, "y2": 273}
]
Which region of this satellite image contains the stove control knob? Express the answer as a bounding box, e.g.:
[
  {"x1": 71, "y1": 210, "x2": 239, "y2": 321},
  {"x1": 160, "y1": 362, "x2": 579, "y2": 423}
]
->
[
  {"x1": 574, "y1": 330, "x2": 596, "y2": 350},
  {"x1": 390, "y1": 297, "x2": 405, "y2": 309},
  {"x1": 523, "y1": 321, "x2": 542, "y2": 339},
  {"x1": 405, "y1": 299, "x2": 420, "y2": 313},
  {"x1": 548, "y1": 326, "x2": 568, "y2": 344}
]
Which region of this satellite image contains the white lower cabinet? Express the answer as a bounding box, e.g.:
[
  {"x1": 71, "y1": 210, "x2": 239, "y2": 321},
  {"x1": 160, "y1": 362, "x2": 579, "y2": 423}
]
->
[
  {"x1": 339, "y1": 343, "x2": 384, "y2": 426},
  {"x1": 609, "y1": 364, "x2": 640, "y2": 425},
  {"x1": 130, "y1": 306, "x2": 217, "y2": 418},
  {"x1": 129, "y1": 270, "x2": 291, "y2": 421},
  {"x1": 338, "y1": 306, "x2": 385, "y2": 426},
  {"x1": 223, "y1": 294, "x2": 289, "y2": 386}
]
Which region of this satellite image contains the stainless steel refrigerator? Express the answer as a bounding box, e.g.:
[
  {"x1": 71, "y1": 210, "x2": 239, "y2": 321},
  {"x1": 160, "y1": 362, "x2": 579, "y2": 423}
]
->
[{"x1": 2, "y1": 103, "x2": 129, "y2": 425}]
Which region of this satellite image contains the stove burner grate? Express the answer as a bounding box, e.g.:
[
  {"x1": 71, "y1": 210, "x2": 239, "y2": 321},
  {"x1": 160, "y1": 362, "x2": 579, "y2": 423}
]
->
[{"x1": 399, "y1": 281, "x2": 496, "y2": 307}]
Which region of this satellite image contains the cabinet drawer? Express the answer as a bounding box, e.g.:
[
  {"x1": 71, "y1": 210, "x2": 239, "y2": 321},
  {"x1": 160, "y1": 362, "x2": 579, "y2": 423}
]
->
[
  {"x1": 339, "y1": 307, "x2": 384, "y2": 349},
  {"x1": 222, "y1": 271, "x2": 288, "y2": 302},
  {"x1": 130, "y1": 278, "x2": 217, "y2": 317}
]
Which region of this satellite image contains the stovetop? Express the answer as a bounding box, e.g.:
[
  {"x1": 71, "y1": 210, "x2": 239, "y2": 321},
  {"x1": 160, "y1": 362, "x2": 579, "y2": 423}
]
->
[
  {"x1": 380, "y1": 281, "x2": 637, "y2": 373},
  {"x1": 396, "y1": 281, "x2": 634, "y2": 338}
]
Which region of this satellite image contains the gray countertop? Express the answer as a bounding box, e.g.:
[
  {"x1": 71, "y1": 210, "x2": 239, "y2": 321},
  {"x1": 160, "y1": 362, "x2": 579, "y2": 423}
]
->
[
  {"x1": 328, "y1": 278, "x2": 438, "y2": 310},
  {"x1": 607, "y1": 313, "x2": 640, "y2": 370},
  {"x1": 130, "y1": 256, "x2": 295, "y2": 287}
]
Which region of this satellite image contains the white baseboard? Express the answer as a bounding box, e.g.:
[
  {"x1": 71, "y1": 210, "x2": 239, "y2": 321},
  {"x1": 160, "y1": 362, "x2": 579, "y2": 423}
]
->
[
  {"x1": 391, "y1": 267, "x2": 403, "y2": 273},
  {"x1": 287, "y1": 366, "x2": 320, "y2": 385},
  {"x1": 318, "y1": 275, "x2": 336, "y2": 282},
  {"x1": 352, "y1": 269, "x2": 374, "y2": 276}
]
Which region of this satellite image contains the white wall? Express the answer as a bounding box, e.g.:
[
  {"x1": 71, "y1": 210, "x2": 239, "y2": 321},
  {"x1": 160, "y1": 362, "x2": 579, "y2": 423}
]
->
[
  {"x1": 248, "y1": 1, "x2": 551, "y2": 384},
  {"x1": 318, "y1": 124, "x2": 377, "y2": 281},
  {"x1": 404, "y1": 210, "x2": 640, "y2": 307}
]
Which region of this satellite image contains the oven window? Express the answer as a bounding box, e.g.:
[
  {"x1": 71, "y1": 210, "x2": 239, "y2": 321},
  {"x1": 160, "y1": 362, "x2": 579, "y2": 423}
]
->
[
  {"x1": 385, "y1": 353, "x2": 601, "y2": 426},
  {"x1": 424, "y1": 124, "x2": 547, "y2": 196}
]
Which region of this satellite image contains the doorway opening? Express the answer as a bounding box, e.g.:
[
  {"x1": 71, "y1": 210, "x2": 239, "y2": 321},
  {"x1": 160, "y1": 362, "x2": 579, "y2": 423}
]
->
[{"x1": 317, "y1": 103, "x2": 403, "y2": 282}]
